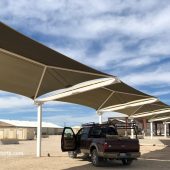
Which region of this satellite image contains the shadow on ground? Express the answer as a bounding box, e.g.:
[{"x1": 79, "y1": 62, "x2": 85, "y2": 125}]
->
[
  {"x1": 160, "y1": 139, "x2": 170, "y2": 146},
  {"x1": 62, "y1": 141, "x2": 170, "y2": 170},
  {"x1": 62, "y1": 159, "x2": 170, "y2": 170}
]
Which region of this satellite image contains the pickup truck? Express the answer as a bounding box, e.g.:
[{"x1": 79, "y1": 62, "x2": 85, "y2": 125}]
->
[{"x1": 61, "y1": 122, "x2": 140, "y2": 166}]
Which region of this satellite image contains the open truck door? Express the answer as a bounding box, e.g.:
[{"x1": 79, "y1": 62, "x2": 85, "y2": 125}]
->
[{"x1": 61, "y1": 127, "x2": 77, "y2": 152}]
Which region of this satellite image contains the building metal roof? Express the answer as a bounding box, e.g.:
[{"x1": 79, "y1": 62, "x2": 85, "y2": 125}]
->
[{"x1": 0, "y1": 119, "x2": 63, "y2": 128}]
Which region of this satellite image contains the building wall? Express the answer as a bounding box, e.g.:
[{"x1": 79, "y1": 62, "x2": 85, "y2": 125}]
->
[
  {"x1": 0, "y1": 127, "x2": 34, "y2": 140},
  {"x1": 72, "y1": 128, "x2": 81, "y2": 134},
  {"x1": 35, "y1": 128, "x2": 63, "y2": 135},
  {"x1": 55, "y1": 128, "x2": 63, "y2": 135},
  {"x1": 26, "y1": 128, "x2": 35, "y2": 140},
  {"x1": 0, "y1": 126, "x2": 63, "y2": 140},
  {"x1": 47, "y1": 128, "x2": 55, "y2": 135},
  {"x1": 3, "y1": 128, "x2": 17, "y2": 139}
]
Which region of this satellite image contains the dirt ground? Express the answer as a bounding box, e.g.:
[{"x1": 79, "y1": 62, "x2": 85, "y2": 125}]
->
[{"x1": 0, "y1": 136, "x2": 170, "y2": 170}]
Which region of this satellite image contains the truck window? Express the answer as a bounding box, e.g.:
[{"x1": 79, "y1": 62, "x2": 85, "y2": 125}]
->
[
  {"x1": 64, "y1": 128, "x2": 75, "y2": 139},
  {"x1": 90, "y1": 126, "x2": 118, "y2": 138},
  {"x1": 106, "y1": 127, "x2": 118, "y2": 135},
  {"x1": 90, "y1": 127, "x2": 103, "y2": 138},
  {"x1": 81, "y1": 128, "x2": 90, "y2": 139}
]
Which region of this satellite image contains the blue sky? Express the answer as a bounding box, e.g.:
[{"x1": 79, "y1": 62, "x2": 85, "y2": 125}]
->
[{"x1": 0, "y1": 0, "x2": 170, "y2": 126}]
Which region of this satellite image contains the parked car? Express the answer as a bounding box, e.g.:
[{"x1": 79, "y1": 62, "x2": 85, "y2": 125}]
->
[{"x1": 61, "y1": 122, "x2": 140, "y2": 166}]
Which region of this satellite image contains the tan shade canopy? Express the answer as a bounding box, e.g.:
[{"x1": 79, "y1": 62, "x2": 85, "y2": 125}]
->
[
  {"x1": 54, "y1": 81, "x2": 153, "y2": 113},
  {"x1": 117, "y1": 101, "x2": 168, "y2": 116},
  {"x1": 149, "y1": 115, "x2": 170, "y2": 122},
  {"x1": 119, "y1": 101, "x2": 170, "y2": 120},
  {"x1": 0, "y1": 22, "x2": 112, "y2": 99},
  {"x1": 149, "y1": 111, "x2": 170, "y2": 121}
]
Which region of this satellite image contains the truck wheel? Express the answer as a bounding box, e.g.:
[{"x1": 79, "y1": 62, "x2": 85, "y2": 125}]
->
[
  {"x1": 122, "y1": 159, "x2": 133, "y2": 165},
  {"x1": 68, "y1": 151, "x2": 77, "y2": 158},
  {"x1": 91, "y1": 149, "x2": 102, "y2": 167}
]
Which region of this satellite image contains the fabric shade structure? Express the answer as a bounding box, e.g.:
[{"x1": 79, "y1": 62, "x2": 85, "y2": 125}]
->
[
  {"x1": 148, "y1": 111, "x2": 170, "y2": 122},
  {"x1": 37, "y1": 80, "x2": 156, "y2": 115},
  {"x1": 113, "y1": 101, "x2": 168, "y2": 117},
  {"x1": 0, "y1": 22, "x2": 114, "y2": 100},
  {"x1": 0, "y1": 22, "x2": 117, "y2": 158},
  {"x1": 149, "y1": 116, "x2": 170, "y2": 122},
  {"x1": 132, "y1": 107, "x2": 170, "y2": 118},
  {"x1": 99, "y1": 97, "x2": 157, "y2": 112},
  {"x1": 36, "y1": 77, "x2": 117, "y2": 103}
]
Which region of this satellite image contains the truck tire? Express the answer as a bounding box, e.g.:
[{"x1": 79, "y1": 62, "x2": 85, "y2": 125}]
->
[
  {"x1": 91, "y1": 149, "x2": 102, "y2": 167},
  {"x1": 68, "y1": 151, "x2": 77, "y2": 158},
  {"x1": 122, "y1": 159, "x2": 133, "y2": 165}
]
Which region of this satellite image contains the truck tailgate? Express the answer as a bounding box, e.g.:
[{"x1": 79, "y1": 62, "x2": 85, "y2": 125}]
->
[{"x1": 105, "y1": 138, "x2": 139, "y2": 152}]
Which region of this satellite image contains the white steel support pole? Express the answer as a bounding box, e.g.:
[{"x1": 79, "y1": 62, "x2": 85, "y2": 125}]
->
[
  {"x1": 150, "y1": 122, "x2": 153, "y2": 139},
  {"x1": 131, "y1": 119, "x2": 134, "y2": 139},
  {"x1": 125, "y1": 117, "x2": 128, "y2": 136},
  {"x1": 37, "y1": 103, "x2": 43, "y2": 157},
  {"x1": 164, "y1": 123, "x2": 167, "y2": 138},
  {"x1": 99, "y1": 114, "x2": 102, "y2": 124},
  {"x1": 97, "y1": 111, "x2": 103, "y2": 124}
]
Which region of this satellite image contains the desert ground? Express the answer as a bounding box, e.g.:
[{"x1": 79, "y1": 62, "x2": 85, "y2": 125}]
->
[{"x1": 0, "y1": 136, "x2": 170, "y2": 170}]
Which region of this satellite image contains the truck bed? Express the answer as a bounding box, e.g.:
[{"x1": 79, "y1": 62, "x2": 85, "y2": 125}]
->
[{"x1": 90, "y1": 136, "x2": 140, "y2": 159}]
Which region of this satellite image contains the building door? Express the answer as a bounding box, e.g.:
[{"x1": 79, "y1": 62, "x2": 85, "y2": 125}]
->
[
  {"x1": 8, "y1": 129, "x2": 16, "y2": 139},
  {"x1": 17, "y1": 129, "x2": 23, "y2": 139}
]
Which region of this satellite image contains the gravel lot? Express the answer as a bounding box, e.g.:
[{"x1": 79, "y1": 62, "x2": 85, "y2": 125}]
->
[{"x1": 0, "y1": 136, "x2": 170, "y2": 170}]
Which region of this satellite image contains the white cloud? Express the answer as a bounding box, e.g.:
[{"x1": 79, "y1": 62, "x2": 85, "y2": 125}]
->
[
  {"x1": 0, "y1": 108, "x2": 36, "y2": 115},
  {"x1": 139, "y1": 38, "x2": 170, "y2": 56},
  {"x1": 114, "y1": 55, "x2": 153, "y2": 69},
  {"x1": 0, "y1": 91, "x2": 69, "y2": 110},
  {"x1": 115, "y1": 56, "x2": 159, "y2": 67},
  {"x1": 152, "y1": 90, "x2": 170, "y2": 97},
  {"x1": 1, "y1": 0, "x2": 170, "y2": 40},
  {"x1": 0, "y1": 92, "x2": 33, "y2": 109},
  {"x1": 0, "y1": 0, "x2": 170, "y2": 118},
  {"x1": 122, "y1": 69, "x2": 170, "y2": 86},
  {"x1": 1, "y1": 0, "x2": 170, "y2": 70}
]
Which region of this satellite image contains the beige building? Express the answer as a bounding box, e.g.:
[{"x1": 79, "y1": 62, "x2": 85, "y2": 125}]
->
[
  {"x1": 72, "y1": 125, "x2": 82, "y2": 133},
  {"x1": 0, "y1": 119, "x2": 63, "y2": 140}
]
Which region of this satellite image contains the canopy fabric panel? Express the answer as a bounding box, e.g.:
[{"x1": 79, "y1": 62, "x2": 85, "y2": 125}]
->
[
  {"x1": 0, "y1": 22, "x2": 111, "y2": 99},
  {"x1": 36, "y1": 68, "x2": 107, "y2": 98},
  {"x1": 100, "y1": 92, "x2": 149, "y2": 109},
  {"x1": 55, "y1": 83, "x2": 153, "y2": 113},
  {"x1": 117, "y1": 101, "x2": 168, "y2": 116},
  {"x1": 105, "y1": 82, "x2": 148, "y2": 96},
  {"x1": 123, "y1": 101, "x2": 170, "y2": 120},
  {"x1": 0, "y1": 50, "x2": 44, "y2": 98},
  {"x1": 0, "y1": 23, "x2": 109, "y2": 74},
  {"x1": 149, "y1": 111, "x2": 170, "y2": 121},
  {"x1": 58, "y1": 88, "x2": 111, "y2": 109}
]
